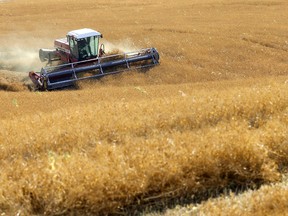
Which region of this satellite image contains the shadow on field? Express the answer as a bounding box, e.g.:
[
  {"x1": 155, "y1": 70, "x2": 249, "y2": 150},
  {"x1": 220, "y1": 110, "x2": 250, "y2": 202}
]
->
[{"x1": 118, "y1": 182, "x2": 261, "y2": 215}]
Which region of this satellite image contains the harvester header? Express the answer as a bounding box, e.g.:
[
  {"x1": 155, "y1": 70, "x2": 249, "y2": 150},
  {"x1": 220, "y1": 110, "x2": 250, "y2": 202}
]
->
[{"x1": 29, "y1": 28, "x2": 160, "y2": 90}]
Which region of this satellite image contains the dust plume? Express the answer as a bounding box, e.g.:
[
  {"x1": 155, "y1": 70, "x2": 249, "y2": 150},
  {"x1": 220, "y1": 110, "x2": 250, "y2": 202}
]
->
[
  {"x1": 0, "y1": 35, "x2": 51, "y2": 90},
  {"x1": 102, "y1": 38, "x2": 140, "y2": 54},
  {"x1": 0, "y1": 46, "x2": 42, "y2": 91},
  {"x1": 0, "y1": 34, "x2": 52, "y2": 72},
  {"x1": 0, "y1": 46, "x2": 43, "y2": 72}
]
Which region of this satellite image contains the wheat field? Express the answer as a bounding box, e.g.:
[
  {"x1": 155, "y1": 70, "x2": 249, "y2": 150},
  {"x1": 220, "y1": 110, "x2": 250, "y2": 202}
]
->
[{"x1": 0, "y1": 0, "x2": 288, "y2": 215}]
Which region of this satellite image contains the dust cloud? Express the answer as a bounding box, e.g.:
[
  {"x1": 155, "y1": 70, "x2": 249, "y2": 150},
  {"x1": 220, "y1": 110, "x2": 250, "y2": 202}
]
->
[
  {"x1": 0, "y1": 33, "x2": 52, "y2": 73},
  {"x1": 102, "y1": 38, "x2": 140, "y2": 54},
  {"x1": 0, "y1": 37, "x2": 139, "y2": 72},
  {"x1": 0, "y1": 35, "x2": 50, "y2": 90},
  {"x1": 0, "y1": 47, "x2": 43, "y2": 72}
]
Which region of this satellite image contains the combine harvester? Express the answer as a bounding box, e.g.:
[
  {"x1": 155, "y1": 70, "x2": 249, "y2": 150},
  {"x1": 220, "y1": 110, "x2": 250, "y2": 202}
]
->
[{"x1": 29, "y1": 28, "x2": 160, "y2": 90}]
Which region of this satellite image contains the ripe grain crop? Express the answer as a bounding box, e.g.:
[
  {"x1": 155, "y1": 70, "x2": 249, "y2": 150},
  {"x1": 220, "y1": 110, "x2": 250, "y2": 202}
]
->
[
  {"x1": 0, "y1": 0, "x2": 288, "y2": 215},
  {"x1": 0, "y1": 78, "x2": 287, "y2": 215}
]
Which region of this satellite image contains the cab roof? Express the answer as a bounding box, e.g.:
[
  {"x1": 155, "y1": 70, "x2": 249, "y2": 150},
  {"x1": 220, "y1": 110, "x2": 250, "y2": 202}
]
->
[{"x1": 67, "y1": 28, "x2": 102, "y2": 39}]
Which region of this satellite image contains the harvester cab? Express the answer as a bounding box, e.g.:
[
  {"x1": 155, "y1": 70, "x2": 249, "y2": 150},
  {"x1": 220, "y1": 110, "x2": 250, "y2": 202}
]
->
[
  {"x1": 29, "y1": 28, "x2": 160, "y2": 91},
  {"x1": 67, "y1": 29, "x2": 103, "y2": 61}
]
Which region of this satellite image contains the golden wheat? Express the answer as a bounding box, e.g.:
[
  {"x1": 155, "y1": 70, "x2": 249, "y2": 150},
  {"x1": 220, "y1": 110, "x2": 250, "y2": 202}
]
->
[
  {"x1": 0, "y1": 78, "x2": 287, "y2": 214},
  {"x1": 0, "y1": 0, "x2": 288, "y2": 215}
]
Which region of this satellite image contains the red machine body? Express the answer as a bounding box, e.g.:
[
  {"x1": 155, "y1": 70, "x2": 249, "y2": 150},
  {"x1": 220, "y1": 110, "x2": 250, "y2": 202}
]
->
[{"x1": 54, "y1": 38, "x2": 71, "y2": 62}]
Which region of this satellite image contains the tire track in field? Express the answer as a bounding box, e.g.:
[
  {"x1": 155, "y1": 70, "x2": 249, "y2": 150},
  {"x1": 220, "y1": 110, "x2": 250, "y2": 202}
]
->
[{"x1": 242, "y1": 37, "x2": 288, "y2": 52}]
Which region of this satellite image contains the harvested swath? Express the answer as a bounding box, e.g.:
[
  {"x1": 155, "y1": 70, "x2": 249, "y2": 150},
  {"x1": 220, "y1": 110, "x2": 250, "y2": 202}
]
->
[{"x1": 0, "y1": 77, "x2": 26, "y2": 91}]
